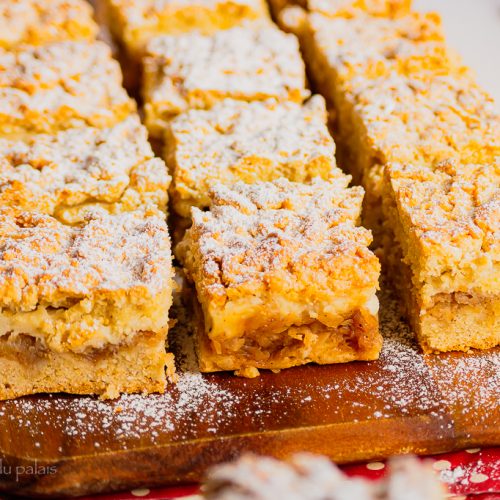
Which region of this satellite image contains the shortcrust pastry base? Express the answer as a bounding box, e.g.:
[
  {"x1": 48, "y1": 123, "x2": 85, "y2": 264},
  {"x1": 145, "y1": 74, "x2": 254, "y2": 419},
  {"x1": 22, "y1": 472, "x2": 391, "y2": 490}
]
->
[
  {"x1": 385, "y1": 241, "x2": 500, "y2": 353},
  {"x1": 0, "y1": 331, "x2": 175, "y2": 400},
  {"x1": 193, "y1": 300, "x2": 382, "y2": 377},
  {"x1": 414, "y1": 296, "x2": 500, "y2": 353}
]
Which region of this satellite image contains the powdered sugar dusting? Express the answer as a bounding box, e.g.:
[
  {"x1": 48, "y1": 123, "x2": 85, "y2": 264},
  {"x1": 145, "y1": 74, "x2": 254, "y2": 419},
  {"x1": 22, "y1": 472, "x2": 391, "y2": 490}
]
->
[
  {"x1": 0, "y1": 0, "x2": 97, "y2": 48},
  {"x1": 0, "y1": 40, "x2": 134, "y2": 134},
  {"x1": 0, "y1": 209, "x2": 172, "y2": 311},
  {"x1": 143, "y1": 23, "x2": 309, "y2": 121},
  {"x1": 178, "y1": 177, "x2": 379, "y2": 304},
  {"x1": 0, "y1": 116, "x2": 170, "y2": 221}
]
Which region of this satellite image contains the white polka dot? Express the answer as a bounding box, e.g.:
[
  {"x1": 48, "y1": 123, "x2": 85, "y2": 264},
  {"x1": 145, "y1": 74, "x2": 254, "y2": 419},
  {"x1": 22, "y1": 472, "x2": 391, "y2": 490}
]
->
[
  {"x1": 366, "y1": 462, "x2": 385, "y2": 471},
  {"x1": 470, "y1": 473, "x2": 489, "y2": 484},
  {"x1": 432, "y1": 460, "x2": 452, "y2": 471},
  {"x1": 465, "y1": 448, "x2": 481, "y2": 454},
  {"x1": 131, "y1": 489, "x2": 150, "y2": 497}
]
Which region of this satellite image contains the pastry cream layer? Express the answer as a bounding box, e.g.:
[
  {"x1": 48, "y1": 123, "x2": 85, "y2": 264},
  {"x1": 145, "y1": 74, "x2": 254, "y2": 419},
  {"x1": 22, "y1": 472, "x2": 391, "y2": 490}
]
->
[
  {"x1": 0, "y1": 289, "x2": 172, "y2": 354},
  {"x1": 203, "y1": 289, "x2": 379, "y2": 347}
]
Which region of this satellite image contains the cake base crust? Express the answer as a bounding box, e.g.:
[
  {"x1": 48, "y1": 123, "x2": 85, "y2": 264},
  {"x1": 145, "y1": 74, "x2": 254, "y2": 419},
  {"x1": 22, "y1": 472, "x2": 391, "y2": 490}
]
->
[
  {"x1": 0, "y1": 331, "x2": 175, "y2": 400},
  {"x1": 408, "y1": 292, "x2": 500, "y2": 354},
  {"x1": 385, "y1": 240, "x2": 500, "y2": 354}
]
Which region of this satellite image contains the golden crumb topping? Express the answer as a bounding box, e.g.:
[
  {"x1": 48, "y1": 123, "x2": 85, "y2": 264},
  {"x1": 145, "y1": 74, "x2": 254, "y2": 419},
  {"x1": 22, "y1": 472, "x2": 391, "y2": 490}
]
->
[
  {"x1": 0, "y1": 0, "x2": 97, "y2": 48},
  {"x1": 348, "y1": 74, "x2": 500, "y2": 167},
  {"x1": 143, "y1": 24, "x2": 309, "y2": 117},
  {"x1": 0, "y1": 41, "x2": 135, "y2": 135},
  {"x1": 306, "y1": 0, "x2": 412, "y2": 18},
  {"x1": 179, "y1": 177, "x2": 379, "y2": 305},
  {"x1": 387, "y1": 159, "x2": 499, "y2": 283},
  {"x1": 0, "y1": 209, "x2": 172, "y2": 313},
  {"x1": 308, "y1": 11, "x2": 462, "y2": 81},
  {"x1": 168, "y1": 96, "x2": 336, "y2": 215},
  {"x1": 108, "y1": 0, "x2": 267, "y2": 27},
  {"x1": 0, "y1": 116, "x2": 170, "y2": 222},
  {"x1": 308, "y1": 12, "x2": 466, "y2": 81}
]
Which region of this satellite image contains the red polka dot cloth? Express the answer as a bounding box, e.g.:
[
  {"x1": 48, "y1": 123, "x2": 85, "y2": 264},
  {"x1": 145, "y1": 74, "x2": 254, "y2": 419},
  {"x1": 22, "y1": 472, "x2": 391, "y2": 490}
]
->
[{"x1": 78, "y1": 447, "x2": 500, "y2": 499}]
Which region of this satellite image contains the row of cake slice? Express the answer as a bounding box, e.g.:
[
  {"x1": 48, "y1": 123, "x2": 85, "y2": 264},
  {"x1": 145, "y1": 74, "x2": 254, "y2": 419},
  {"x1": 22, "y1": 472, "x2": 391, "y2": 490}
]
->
[
  {"x1": 103, "y1": 0, "x2": 390, "y2": 377},
  {"x1": 0, "y1": 1, "x2": 176, "y2": 399},
  {"x1": 118, "y1": 0, "x2": 498, "y2": 363},
  {"x1": 0, "y1": 0, "x2": 498, "y2": 399},
  {"x1": 273, "y1": 0, "x2": 499, "y2": 352},
  {"x1": 0, "y1": 0, "x2": 382, "y2": 395}
]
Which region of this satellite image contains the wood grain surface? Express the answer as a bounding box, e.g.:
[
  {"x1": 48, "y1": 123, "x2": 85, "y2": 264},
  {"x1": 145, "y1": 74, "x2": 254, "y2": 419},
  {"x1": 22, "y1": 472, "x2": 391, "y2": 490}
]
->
[{"x1": 0, "y1": 288, "x2": 498, "y2": 498}]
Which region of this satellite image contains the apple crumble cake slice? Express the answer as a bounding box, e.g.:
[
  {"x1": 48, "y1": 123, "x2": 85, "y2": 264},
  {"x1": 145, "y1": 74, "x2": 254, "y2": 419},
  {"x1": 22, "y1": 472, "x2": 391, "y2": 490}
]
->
[
  {"x1": 0, "y1": 40, "x2": 136, "y2": 138},
  {"x1": 382, "y1": 159, "x2": 500, "y2": 353},
  {"x1": 0, "y1": 208, "x2": 174, "y2": 400},
  {"x1": 0, "y1": 0, "x2": 98, "y2": 48},
  {"x1": 0, "y1": 115, "x2": 170, "y2": 224},
  {"x1": 177, "y1": 177, "x2": 381, "y2": 377},
  {"x1": 142, "y1": 24, "x2": 310, "y2": 138},
  {"x1": 166, "y1": 96, "x2": 336, "y2": 218}
]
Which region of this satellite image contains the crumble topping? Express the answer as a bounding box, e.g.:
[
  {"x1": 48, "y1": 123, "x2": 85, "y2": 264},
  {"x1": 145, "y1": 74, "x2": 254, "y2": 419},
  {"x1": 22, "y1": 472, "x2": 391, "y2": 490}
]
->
[
  {"x1": 169, "y1": 96, "x2": 336, "y2": 213},
  {"x1": 145, "y1": 24, "x2": 309, "y2": 105},
  {"x1": 0, "y1": 41, "x2": 121, "y2": 91},
  {"x1": 0, "y1": 116, "x2": 170, "y2": 218},
  {"x1": 179, "y1": 177, "x2": 378, "y2": 301},
  {"x1": 309, "y1": 11, "x2": 462, "y2": 81},
  {"x1": 170, "y1": 96, "x2": 334, "y2": 171},
  {"x1": 348, "y1": 73, "x2": 500, "y2": 167},
  {"x1": 0, "y1": 41, "x2": 135, "y2": 133},
  {"x1": 387, "y1": 159, "x2": 500, "y2": 276},
  {"x1": 0, "y1": 0, "x2": 97, "y2": 47},
  {"x1": 108, "y1": 0, "x2": 267, "y2": 26},
  {"x1": 0, "y1": 209, "x2": 172, "y2": 312}
]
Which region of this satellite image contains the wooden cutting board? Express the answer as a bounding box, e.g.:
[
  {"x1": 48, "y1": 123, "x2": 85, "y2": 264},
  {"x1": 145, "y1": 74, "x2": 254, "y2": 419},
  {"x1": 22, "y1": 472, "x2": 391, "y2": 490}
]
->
[{"x1": 0, "y1": 288, "x2": 498, "y2": 498}]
